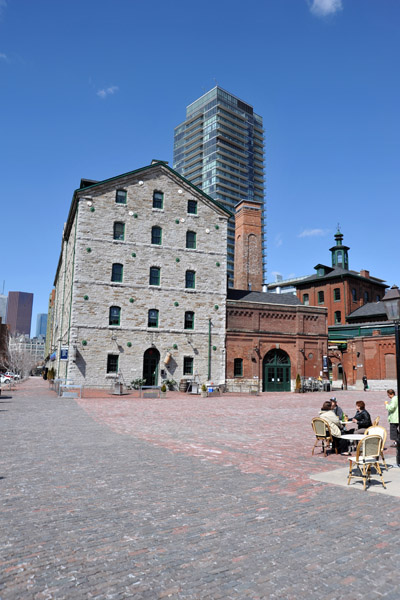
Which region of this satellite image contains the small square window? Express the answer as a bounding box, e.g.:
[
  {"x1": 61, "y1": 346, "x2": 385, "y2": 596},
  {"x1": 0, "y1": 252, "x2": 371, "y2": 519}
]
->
[
  {"x1": 184, "y1": 311, "x2": 194, "y2": 330},
  {"x1": 107, "y1": 354, "x2": 119, "y2": 373},
  {"x1": 149, "y1": 267, "x2": 161, "y2": 286},
  {"x1": 153, "y1": 191, "x2": 164, "y2": 209},
  {"x1": 109, "y1": 306, "x2": 121, "y2": 326},
  {"x1": 116, "y1": 190, "x2": 127, "y2": 204},
  {"x1": 113, "y1": 222, "x2": 125, "y2": 241},
  {"x1": 148, "y1": 309, "x2": 159, "y2": 328},
  {"x1": 234, "y1": 358, "x2": 243, "y2": 377},
  {"x1": 187, "y1": 200, "x2": 197, "y2": 215},
  {"x1": 183, "y1": 356, "x2": 193, "y2": 375}
]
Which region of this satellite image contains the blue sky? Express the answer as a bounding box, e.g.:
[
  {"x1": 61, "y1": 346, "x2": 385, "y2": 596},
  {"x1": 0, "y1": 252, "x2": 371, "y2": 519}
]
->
[{"x1": 1, "y1": 0, "x2": 399, "y2": 334}]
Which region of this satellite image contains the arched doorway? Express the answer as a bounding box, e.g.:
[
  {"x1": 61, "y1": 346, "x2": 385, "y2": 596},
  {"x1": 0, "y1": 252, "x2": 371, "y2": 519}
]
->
[
  {"x1": 263, "y1": 349, "x2": 291, "y2": 392},
  {"x1": 143, "y1": 347, "x2": 160, "y2": 386}
]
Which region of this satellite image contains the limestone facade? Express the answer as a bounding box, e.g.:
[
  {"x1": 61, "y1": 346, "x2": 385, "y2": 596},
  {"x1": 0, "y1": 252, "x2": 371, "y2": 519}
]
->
[{"x1": 50, "y1": 162, "x2": 230, "y2": 389}]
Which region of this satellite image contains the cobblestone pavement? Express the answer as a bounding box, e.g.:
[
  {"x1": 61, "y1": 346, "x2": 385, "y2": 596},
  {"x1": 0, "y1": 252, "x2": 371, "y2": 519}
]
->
[{"x1": 2, "y1": 378, "x2": 400, "y2": 600}]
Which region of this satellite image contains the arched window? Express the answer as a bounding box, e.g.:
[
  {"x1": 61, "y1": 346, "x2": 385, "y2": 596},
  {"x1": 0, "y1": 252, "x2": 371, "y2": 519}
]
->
[
  {"x1": 148, "y1": 309, "x2": 159, "y2": 328},
  {"x1": 113, "y1": 221, "x2": 125, "y2": 240},
  {"x1": 151, "y1": 226, "x2": 162, "y2": 245},
  {"x1": 185, "y1": 270, "x2": 196, "y2": 289},
  {"x1": 109, "y1": 306, "x2": 121, "y2": 326},
  {"x1": 184, "y1": 311, "x2": 194, "y2": 330},
  {"x1": 111, "y1": 263, "x2": 123, "y2": 282},
  {"x1": 149, "y1": 266, "x2": 161, "y2": 286},
  {"x1": 186, "y1": 231, "x2": 197, "y2": 249}
]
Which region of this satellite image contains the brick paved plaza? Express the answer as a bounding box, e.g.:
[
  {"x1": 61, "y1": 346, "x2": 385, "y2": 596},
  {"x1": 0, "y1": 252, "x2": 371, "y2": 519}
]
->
[{"x1": 2, "y1": 378, "x2": 400, "y2": 599}]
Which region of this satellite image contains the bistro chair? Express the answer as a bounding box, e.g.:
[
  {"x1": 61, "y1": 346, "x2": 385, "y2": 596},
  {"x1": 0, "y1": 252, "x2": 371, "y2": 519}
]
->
[
  {"x1": 311, "y1": 418, "x2": 337, "y2": 457},
  {"x1": 372, "y1": 416, "x2": 380, "y2": 426},
  {"x1": 365, "y1": 425, "x2": 388, "y2": 470},
  {"x1": 347, "y1": 435, "x2": 386, "y2": 491}
]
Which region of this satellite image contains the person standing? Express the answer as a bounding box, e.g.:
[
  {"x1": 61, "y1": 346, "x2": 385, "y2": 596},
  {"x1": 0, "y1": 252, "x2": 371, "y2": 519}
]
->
[
  {"x1": 362, "y1": 375, "x2": 368, "y2": 391},
  {"x1": 385, "y1": 389, "x2": 399, "y2": 448}
]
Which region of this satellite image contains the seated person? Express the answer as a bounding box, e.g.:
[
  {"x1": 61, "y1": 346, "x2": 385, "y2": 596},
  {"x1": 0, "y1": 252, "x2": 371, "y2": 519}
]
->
[
  {"x1": 319, "y1": 401, "x2": 350, "y2": 454},
  {"x1": 330, "y1": 397, "x2": 344, "y2": 422},
  {"x1": 348, "y1": 400, "x2": 372, "y2": 434}
]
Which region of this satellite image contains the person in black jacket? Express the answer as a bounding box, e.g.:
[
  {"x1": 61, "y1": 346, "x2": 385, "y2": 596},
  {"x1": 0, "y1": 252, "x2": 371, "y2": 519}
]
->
[
  {"x1": 362, "y1": 375, "x2": 368, "y2": 391},
  {"x1": 349, "y1": 400, "x2": 372, "y2": 433}
]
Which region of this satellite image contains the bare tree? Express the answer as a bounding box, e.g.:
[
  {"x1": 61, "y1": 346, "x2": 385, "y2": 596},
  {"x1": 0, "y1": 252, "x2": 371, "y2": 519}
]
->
[{"x1": 6, "y1": 335, "x2": 40, "y2": 378}]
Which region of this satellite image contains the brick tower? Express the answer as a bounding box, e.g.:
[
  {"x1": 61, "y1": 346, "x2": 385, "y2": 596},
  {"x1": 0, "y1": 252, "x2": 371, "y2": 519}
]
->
[{"x1": 233, "y1": 200, "x2": 263, "y2": 291}]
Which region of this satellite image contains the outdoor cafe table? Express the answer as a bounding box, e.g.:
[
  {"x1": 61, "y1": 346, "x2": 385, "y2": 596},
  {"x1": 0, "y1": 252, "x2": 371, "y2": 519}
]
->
[{"x1": 341, "y1": 433, "x2": 364, "y2": 452}]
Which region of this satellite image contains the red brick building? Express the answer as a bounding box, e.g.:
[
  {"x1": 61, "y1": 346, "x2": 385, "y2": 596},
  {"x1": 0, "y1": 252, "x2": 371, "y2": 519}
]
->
[{"x1": 225, "y1": 200, "x2": 328, "y2": 392}]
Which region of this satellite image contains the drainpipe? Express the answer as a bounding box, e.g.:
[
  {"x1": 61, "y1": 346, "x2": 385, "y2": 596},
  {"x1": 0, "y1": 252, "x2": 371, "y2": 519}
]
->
[
  {"x1": 66, "y1": 202, "x2": 79, "y2": 381},
  {"x1": 208, "y1": 318, "x2": 211, "y2": 380}
]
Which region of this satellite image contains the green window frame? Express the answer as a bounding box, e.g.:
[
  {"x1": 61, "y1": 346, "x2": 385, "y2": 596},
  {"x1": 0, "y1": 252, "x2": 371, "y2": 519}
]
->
[
  {"x1": 317, "y1": 291, "x2": 324, "y2": 304},
  {"x1": 234, "y1": 358, "x2": 243, "y2": 377},
  {"x1": 187, "y1": 200, "x2": 197, "y2": 215},
  {"x1": 113, "y1": 221, "x2": 125, "y2": 241},
  {"x1": 334, "y1": 288, "x2": 341, "y2": 302},
  {"x1": 116, "y1": 189, "x2": 127, "y2": 204},
  {"x1": 185, "y1": 270, "x2": 196, "y2": 289},
  {"x1": 352, "y1": 288, "x2": 357, "y2": 302},
  {"x1": 334, "y1": 311, "x2": 341, "y2": 324},
  {"x1": 186, "y1": 231, "x2": 197, "y2": 249},
  {"x1": 111, "y1": 263, "x2": 123, "y2": 282},
  {"x1": 153, "y1": 191, "x2": 164, "y2": 209},
  {"x1": 109, "y1": 306, "x2": 121, "y2": 326},
  {"x1": 303, "y1": 293, "x2": 309, "y2": 306},
  {"x1": 148, "y1": 309, "x2": 159, "y2": 328},
  {"x1": 183, "y1": 356, "x2": 193, "y2": 375},
  {"x1": 149, "y1": 266, "x2": 161, "y2": 286},
  {"x1": 364, "y1": 291, "x2": 369, "y2": 303},
  {"x1": 184, "y1": 311, "x2": 194, "y2": 330},
  {"x1": 107, "y1": 354, "x2": 119, "y2": 373},
  {"x1": 151, "y1": 226, "x2": 162, "y2": 245}
]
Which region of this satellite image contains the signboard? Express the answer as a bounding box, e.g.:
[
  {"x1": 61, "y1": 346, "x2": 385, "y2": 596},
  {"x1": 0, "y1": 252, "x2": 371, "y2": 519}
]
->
[
  {"x1": 323, "y1": 355, "x2": 328, "y2": 372},
  {"x1": 60, "y1": 347, "x2": 69, "y2": 361}
]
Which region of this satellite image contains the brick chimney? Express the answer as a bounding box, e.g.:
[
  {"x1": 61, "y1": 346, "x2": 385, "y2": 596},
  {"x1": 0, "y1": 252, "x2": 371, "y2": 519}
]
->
[
  {"x1": 360, "y1": 270, "x2": 370, "y2": 279},
  {"x1": 234, "y1": 200, "x2": 263, "y2": 291}
]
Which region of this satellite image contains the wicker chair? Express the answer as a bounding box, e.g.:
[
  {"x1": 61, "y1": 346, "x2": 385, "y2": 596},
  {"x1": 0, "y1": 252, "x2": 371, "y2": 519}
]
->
[
  {"x1": 347, "y1": 435, "x2": 386, "y2": 491},
  {"x1": 365, "y1": 425, "x2": 388, "y2": 470},
  {"x1": 372, "y1": 416, "x2": 380, "y2": 426},
  {"x1": 311, "y1": 417, "x2": 338, "y2": 457}
]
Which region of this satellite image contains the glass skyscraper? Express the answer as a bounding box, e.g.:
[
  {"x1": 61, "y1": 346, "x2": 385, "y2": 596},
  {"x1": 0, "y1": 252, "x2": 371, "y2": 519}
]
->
[{"x1": 173, "y1": 87, "x2": 266, "y2": 285}]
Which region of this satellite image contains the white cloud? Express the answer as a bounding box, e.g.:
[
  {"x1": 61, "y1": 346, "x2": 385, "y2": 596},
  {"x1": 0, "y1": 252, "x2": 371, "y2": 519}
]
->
[
  {"x1": 97, "y1": 85, "x2": 119, "y2": 99},
  {"x1": 298, "y1": 228, "x2": 329, "y2": 238},
  {"x1": 309, "y1": 0, "x2": 343, "y2": 17},
  {"x1": 0, "y1": 0, "x2": 7, "y2": 18},
  {"x1": 275, "y1": 233, "x2": 283, "y2": 247},
  {"x1": 0, "y1": 52, "x2": 7, "y2": 60}
]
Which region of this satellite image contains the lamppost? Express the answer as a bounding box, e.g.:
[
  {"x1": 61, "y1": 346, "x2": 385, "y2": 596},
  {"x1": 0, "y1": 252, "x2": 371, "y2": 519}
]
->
[{"x1": 382, "y1": 285, "x2": 400, "y2": 399}]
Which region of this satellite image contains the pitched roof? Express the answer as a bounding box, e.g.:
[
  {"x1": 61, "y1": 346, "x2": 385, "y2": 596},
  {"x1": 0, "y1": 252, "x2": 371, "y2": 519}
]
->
[
  {"x1": 227, "y1": 289, "x2": 301, "y2": 305},
  {"x1": 347, "y1": 302, "x2": 387, "y2": 321},
  {"x1": 296, "y1": 266, "x2": 386, "y2": 287}
]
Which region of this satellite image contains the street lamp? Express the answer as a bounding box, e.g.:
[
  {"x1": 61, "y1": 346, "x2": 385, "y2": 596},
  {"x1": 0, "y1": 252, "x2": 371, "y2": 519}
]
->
[{"x1": 382, "y1": 285, "x2": 400, "y2": 398}]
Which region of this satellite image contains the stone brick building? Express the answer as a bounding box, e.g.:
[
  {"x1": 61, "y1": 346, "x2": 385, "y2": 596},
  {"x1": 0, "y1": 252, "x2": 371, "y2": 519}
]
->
[{"x1": 49, "y1": 161, "x2": 230, "y2": 389}]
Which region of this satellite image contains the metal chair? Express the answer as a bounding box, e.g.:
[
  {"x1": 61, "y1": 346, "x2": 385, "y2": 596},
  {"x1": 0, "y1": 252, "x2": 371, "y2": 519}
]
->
[
  {"x1": 347, "y1": 435, "x2": 386, "y2": 491},
  {"x1": 311, "y1": 418, "x2": 338, "y2": 457},
  {"x1": 365, "y1": 425, "x2": 388, "y2": 470}
]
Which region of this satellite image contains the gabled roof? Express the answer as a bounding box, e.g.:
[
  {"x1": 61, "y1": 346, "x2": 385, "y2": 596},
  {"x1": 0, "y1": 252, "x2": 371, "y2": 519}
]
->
[
  {"x1": 347, "y1": 301, "x2": 387, "y2": 321},
  {"x1": 227, "y1": 289, "x2": 302, "y2": 306},
  {"x1": 296, "y1": 266, "x2": 386, "y2": 288}
]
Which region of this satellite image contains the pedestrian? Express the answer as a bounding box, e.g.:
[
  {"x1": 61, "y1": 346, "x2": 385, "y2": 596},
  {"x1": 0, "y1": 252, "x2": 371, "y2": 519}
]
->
[
  {"x1": 330, "y1": 397, "x2": 344, "y2": 422},
  {"x1": 362, "y1": 375, "x2": 368, "y2": 391},
  {"x1": 385, "y1": 389, "x2": 399, "y2": 448}
]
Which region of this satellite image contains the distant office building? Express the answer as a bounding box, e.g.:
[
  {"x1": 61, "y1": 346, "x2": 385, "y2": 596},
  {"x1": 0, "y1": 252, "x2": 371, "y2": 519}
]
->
[
  {"x1": 36, "y1": 313, "x2": 48, "y2": 338},
  {"x1": 174, "y1": 87, "x2": 266, "y2": 285},
  {"x1": 0, "y1": 294, "x2": 7, "y2": 324},
  {"x1": 6, "y1": 291, "x2": 33, "y2": 336}
]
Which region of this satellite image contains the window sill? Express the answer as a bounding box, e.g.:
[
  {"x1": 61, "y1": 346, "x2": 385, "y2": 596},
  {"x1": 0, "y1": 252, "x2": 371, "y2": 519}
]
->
[{"x1": 106, "y1": 373, "x2": 118, "y2": 378}]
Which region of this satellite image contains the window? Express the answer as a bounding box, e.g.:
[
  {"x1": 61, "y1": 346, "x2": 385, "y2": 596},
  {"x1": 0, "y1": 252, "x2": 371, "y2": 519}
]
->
[
  {"x1": 234, "y1": 358, "x2": 243, "y2": 377},
  {"x1": 116, "y1": 189, "x2": 127, "y2": 204},
  {"x1": 149, "y1": 266, "x2": 161, "y2": 286},
  {"x1": 334, "y1": 311, "x2": 341, "y2": 324},
  {"x1": 187, "y1": 200, "x2": 197, "y2": 214},
  {"x1": 109, "y1": 306, "x2": 121, "y2": 326},
  {"x1": 303, "y1": 293, "x2": 309, "y2": 306},
  {"x1": 317, "y1": 267, "x2": 325, "y2": 277},
  {"x1": 148, "y1": 309, "x2": 159, "y2": 328},
  {"x1": 184, "y1": 311, "x2": 194, "y2": 330},
  {"x1": 153, "y1": 191, "x2": 163, "y2": 209},
  {"x1": 334, "y1": 288, "x2": 341, "y2": 301},
  {"x1": 318, "y1": 291, "x2": 324, "y2": 304},
  {"x1": 376, "y1": 294, "x2": 381, "y2": 302},
  {"x1": 364, "y1": 291, "x2": 369, "y2": 303},
  {"x1": 183, "y1": 356, "x2": 193, "y2": 375},
  {"x1": 107, "y1": 354, "x2": 119, "y2": 373},
  {"x1": 185, "y1": 270, "x2": 196, "y2": 289},
  {"x1": 111, "y1": 263, "x2": 123, "y2": 282},
  {"x1": 352, "y1": 288, "x2": 357, "y2": 302},
  {"x1": 151, "y1": 226, "x2": 162, "y2": 245},
  {"x1": 186, "y1": 231, "x2": 197, "y2": 249},
  {"x1": 113, "y1": 221, "x2": 125, "y2": 241}
]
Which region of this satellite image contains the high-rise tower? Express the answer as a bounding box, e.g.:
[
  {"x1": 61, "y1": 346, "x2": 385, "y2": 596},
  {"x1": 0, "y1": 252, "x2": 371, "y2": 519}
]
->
[{"x1": 173, "y1": 87, "x2": 266, "y2": 286}]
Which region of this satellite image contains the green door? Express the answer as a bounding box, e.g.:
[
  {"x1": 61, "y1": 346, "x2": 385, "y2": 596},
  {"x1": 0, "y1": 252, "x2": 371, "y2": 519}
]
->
[
  {"x1": 263, "y1": 349, "x2": 291, "y2": 392},
  {"x1": 143, "y1": 348, "x2": 160, "y2": 386}
]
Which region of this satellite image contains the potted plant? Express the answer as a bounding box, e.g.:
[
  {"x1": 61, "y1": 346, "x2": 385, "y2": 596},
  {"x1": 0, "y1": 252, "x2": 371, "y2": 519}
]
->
[
  {"x1": 201, "y1": 383, "x2": 208, "y2": 398},
  {"x1": 160, "y1": 383, "x2": 167, "y2": 398}
]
